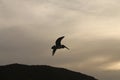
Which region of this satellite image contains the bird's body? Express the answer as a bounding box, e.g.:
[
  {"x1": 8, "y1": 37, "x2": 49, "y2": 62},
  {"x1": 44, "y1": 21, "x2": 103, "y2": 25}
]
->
[{"x1": 51, "y1": 36, "x2": 69, "y2": 56}]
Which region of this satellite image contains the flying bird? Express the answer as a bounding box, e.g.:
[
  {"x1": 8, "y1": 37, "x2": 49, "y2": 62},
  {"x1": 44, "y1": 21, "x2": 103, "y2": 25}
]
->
[{"x1": 51, "y1": 36, "x2": 69, "y2": 56}]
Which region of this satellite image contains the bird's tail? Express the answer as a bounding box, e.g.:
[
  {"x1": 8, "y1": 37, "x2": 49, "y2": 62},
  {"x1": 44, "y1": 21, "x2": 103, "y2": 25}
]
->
[{"x1": 52, "y1": 48, "x2": 56, "y2": 56}]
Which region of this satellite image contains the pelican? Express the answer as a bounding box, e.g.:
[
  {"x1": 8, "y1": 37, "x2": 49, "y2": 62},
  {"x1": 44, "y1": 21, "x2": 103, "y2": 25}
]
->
[{"x1": 51, "y1": 36, "x2": 69, "y2": 56}]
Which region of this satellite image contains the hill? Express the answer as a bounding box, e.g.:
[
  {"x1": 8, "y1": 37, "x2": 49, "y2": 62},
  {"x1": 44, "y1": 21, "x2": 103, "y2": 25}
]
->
[{"x1": 0, "y1": 63, "x2": 98, "y2": 80}]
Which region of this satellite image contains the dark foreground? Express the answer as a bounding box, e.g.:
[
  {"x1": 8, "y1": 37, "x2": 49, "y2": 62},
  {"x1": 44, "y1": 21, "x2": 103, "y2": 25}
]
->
[{"x1": 0, "y1": 63, "x2": 98, "y2": 80}]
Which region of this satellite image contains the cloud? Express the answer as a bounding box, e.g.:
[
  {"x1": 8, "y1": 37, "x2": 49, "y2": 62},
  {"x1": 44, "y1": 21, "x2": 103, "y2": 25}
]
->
[
  {"x1": 0, "y1": 0, "x2": 120, "y2": 80},
  {"x1": 47, "y1": 0, "x2": 120, "y2": 17}
]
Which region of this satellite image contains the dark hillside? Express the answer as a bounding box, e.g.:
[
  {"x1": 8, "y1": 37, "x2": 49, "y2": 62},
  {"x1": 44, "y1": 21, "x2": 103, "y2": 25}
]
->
[{"x1": 0, "y1": 63, "x2": 98, "y2": 80}]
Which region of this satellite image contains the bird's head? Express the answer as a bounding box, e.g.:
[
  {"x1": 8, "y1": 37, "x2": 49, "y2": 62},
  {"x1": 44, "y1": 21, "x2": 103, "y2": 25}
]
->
[
  {"x1": 61, "y1": 45, "x2": 69, "y2": 50},
  {"x1": 61, "y1": 45, "x2": 65, "y2": 48}
]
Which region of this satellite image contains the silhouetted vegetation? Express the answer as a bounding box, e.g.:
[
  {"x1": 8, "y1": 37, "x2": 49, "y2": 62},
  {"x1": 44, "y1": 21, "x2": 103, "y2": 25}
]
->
[{"x1": 0, "y1": 63, "x2": 98, "y2": 80}]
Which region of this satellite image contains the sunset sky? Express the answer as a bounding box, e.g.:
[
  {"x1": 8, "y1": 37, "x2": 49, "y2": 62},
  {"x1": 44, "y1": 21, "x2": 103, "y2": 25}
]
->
[{"x1": 0, "y1": 0, "x2": 120, "y2": 80}]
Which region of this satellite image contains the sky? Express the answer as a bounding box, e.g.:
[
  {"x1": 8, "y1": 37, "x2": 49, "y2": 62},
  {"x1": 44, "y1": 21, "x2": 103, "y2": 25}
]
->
[{"x1": 0, "y1": 0, "x2": 120, "y2": 80}]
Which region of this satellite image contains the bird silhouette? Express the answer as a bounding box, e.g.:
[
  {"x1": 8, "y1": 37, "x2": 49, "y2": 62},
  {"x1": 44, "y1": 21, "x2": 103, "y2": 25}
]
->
[{"x1": 51, "y1": 36, "x2": 69, "y2": 56}]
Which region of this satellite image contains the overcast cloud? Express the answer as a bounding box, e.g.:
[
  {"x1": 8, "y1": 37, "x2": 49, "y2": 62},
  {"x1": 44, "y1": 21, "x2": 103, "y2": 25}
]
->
[{"x1": 0, "y1": 0, "x2": 120, "y2": 80}]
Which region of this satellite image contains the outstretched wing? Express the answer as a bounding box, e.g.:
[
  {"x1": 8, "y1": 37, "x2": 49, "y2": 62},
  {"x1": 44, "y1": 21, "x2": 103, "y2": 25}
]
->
[
  {"x1": 55, "y1": 36, "x2": 64, "y2": 46},
  {"x1": 52, "y1": 48, "x2": 57, "y2": 56}
]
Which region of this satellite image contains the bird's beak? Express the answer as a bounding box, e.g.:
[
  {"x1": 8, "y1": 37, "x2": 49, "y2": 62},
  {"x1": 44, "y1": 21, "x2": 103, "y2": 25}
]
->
[{"x1": 65, "y1": 46, "x2": 69, "y2": 50}]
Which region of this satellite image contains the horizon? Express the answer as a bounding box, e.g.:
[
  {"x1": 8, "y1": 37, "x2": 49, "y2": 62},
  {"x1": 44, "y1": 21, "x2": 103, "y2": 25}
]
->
[
  {"x1": 0, "y1": 0, "x2": 120, "y2": 80},
  {"x1": 0, "y1": 63, "x2": 97, "y2": 80}
]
